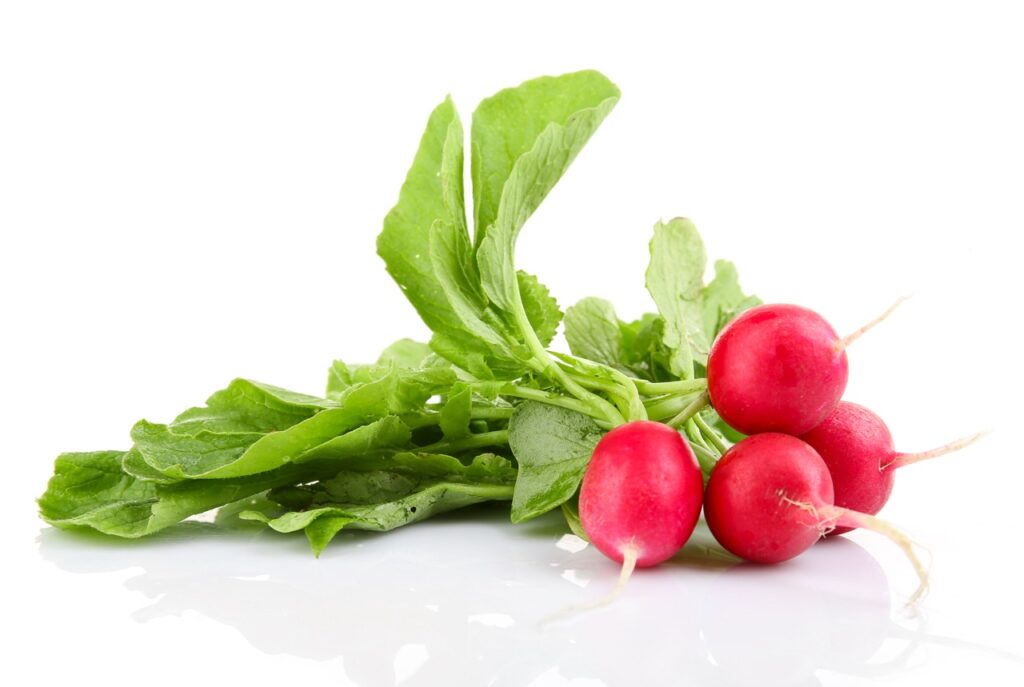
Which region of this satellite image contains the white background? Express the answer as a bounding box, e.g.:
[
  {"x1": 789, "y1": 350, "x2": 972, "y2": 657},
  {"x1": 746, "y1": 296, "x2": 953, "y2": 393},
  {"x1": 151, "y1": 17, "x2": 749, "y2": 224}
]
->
[{"x1": 2, "y1": 2, "x2": 1022, "y2": 685}]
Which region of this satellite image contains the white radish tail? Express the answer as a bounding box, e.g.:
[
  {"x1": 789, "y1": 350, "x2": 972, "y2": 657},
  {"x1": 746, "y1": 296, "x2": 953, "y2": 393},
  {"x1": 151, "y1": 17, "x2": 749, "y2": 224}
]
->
[
  {"x1": 541, "y1": 541, "x2": 639, "y2": 626},
  {"x1": 783, "y1": 496, "x2": 930, "y2": 605},
  {"x1": 835, "y1": 295, "x2": 911, "y2": 352},
  {"x1": 883, "y1": 431, "x2": 987, "y2": 470}
]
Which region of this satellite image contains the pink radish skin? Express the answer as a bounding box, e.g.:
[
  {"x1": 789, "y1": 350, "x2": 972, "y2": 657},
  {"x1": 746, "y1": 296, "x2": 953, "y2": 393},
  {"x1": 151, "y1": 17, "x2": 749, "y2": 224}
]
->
[
  {"x1": 580, "y1": 421, "x2": 704, "y2": 568},
  {"x1": 707, "y1": 304, "x2": 849, "y2": 436},
  {"x1": 704, "y1": 433, "x2": 833, "y2": 563},
  {"x1": 801, "y1": 401, "x2": 984, "y2": 535},
  {"x1": 704, "y1": 433, "x2": 929, "y2": 602}
]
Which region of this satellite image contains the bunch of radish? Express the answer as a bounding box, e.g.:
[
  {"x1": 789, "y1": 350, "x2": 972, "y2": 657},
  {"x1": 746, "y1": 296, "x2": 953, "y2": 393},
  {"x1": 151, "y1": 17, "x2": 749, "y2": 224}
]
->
[{"x1": 579, "y1": 302, "x2": 981, "y2": 604}]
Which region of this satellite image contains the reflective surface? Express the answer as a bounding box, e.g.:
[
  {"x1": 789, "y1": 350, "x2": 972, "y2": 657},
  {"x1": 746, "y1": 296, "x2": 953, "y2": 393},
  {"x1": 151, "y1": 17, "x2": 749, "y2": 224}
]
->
[{"x1": 29, "y1": 509, "x2": 1024, "y2": 686}]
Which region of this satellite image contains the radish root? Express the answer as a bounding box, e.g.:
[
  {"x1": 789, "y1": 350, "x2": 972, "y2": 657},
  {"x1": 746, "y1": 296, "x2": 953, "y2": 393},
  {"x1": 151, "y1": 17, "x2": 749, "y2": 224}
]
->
[
  {"x1": 885, "y1": 431, "x2": 987, "y2": 470},
  {"x1": 781, "y1": 496, "x2": 930, "y2": 606},
  {"x1": 540, "y1": 541, "x2": 639, "y2": 626},
  {"x1": 824, "y1": 505, "x2": 931, "y2": 606},
  {"x1": 835, "y1": 294, "x2": 911, "y2": 352}
]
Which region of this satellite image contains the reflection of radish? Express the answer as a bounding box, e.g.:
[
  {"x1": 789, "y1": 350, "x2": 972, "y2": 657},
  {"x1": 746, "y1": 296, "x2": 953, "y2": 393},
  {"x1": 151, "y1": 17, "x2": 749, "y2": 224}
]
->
[
  {"x1": 703, "y1": 433, "x2": 929, "y2": 602},
  {"x1": 800, "y1": 401, "x2": 984, "y2": 534},
  {"x1": 693, "y1": 538, "x2": 893, "y2": 686},
  {"x1": 580, "y1": 421, "x2": 704, "y2": 573}
]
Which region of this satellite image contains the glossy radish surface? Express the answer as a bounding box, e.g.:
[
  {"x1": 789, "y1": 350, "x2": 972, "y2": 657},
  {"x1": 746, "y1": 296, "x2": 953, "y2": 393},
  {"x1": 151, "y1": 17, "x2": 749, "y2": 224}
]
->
[
  {"x1": 800, "y1": 402, "x2": 895, "y2": 532},
  {"x1": 707, "y1": 304, "x2": 848, "y2": 435},
  {"x1": 579, "y1": 421, "x2": 703, "y2": 568},
  {"x1": 704, "y1": 433, "x2": 832, "y2": 563},
  {"x1": 704, "y1": 432, "x2": 929, "y2": 602},
  {"x1": 801, "y1": 401, "x2": 983, "y2": 534}
]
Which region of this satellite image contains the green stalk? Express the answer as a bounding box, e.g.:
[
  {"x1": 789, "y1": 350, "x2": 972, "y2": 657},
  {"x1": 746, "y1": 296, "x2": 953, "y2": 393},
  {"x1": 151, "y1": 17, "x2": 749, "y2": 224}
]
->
[
  {"x1": 564, "y1": 371, "x2": 633, "y2": 421},
  {"x1": 645, "y1": 393, "x2": 703, "y2": 423},
  {"x1": 685, "y1": 417, "x2": 715, "y2": 456},
  {"x1": 634, "y1": 378, "x2": 708, "y2": 396},
  {"x1": 420, "y1": 430, "x2": 509, "y2": 454},
  {"x1": 666, "y1": 392, "x2": 709, "y2": 429},
  {"x1": 607, "y1": 367, "x2": 647, "y2": 422},
  {"x1": 497, "y1": 385, "x2": 612, "y2": 428},
  {"x1": 693, "y1": 413, "x2": 729, "y2": 454},
  {"x1": 688, "y1": 440, "x2": 718, "y2": 474},
  {"x1": 554, "y1": 353, "x2": 646, "y2": 422},
  {"x1": 402, "y1": 406, "x2": 514, "y2": 429},
  {"x1": 563, "y1": 370, "x2": 622, "y2": 396},
  {"x1": 511, "y1": 305, "x2": 625, "y2": 426},
  {"x1": 401, "y1": 413, "x2": 441, "y2": 430},
  {"x1": 470, "y1": 406, "x2": 515, "y2": 421},
  {"x1": 561, "y1": 366, "x2": 646, "y2": 422}
]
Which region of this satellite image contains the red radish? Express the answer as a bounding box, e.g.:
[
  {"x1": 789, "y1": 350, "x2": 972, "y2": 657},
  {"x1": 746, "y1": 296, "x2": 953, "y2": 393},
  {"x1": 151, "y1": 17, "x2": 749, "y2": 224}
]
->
[
  {"x1": 706, "y1": 304, "x2": 849, "y2": 435},
  {"x1": 704, "y1": 433, "x2": 928, "y2": 602},
  {"x1": 580, "y1": 421, "x2": 704, "y2": 572},
  {"x1": 800, "y1": 401, "x2": 984, "y2": 535},
  {"x1": 706, "y1": 299, "x2": 906, "y2": 436}
]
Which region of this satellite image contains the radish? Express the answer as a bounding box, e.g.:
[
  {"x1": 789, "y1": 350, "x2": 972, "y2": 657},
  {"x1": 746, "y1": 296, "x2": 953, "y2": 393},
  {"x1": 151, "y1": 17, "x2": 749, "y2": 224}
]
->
[
  {"x1": 580, "y1": 421, "x2": 704, "y2": 576},
  {"x1": 704, "y1": 433, "x2": 928, "y2": 602},
  {"x1": 707, "y1": 299, "x2": 906, "y2": 435},
  {"x1": 800, "y1": 401, "x2": 984, "y2": 535}
]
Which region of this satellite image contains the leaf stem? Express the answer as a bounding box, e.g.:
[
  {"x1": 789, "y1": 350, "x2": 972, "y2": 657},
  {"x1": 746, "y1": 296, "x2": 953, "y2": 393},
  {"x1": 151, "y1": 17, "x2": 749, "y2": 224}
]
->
[
  {"x1": 644, "y1": 392, "x2": 703, "y2": 422},
  {"x1": 604, "y1": 366, "x2": 647, "y2": 422},
  {"x1": 563, "y1": 369, "x2": 634, "y2": 422},
  {"x1": 634, "y1": 378, "x2": 708, "y2": 396},
  {"x1": 688, "y1": 440, "x2": 718, "y2": 474},
  {"x1": 420, "y1": 429, "x2": 509, "y2": 454},
  {"x1": 511, "y1": 305, "x2": 625, "y2": 426},
  {"x1": 402, "y1": 406, "x2": 514, "y2": 429},
  {"x1": 666, "y1": 392, "x2": 709, "y2": 429},
  {"x1": 693, "y1": 413, "x2": 729, "y2": 454},
  {"x1": 497, "y1": 385, "x2": 607, "y2": 423},
  {"x1": 558, "y1": 361, "x2": 646, "y2": 422},
  {"x1": 470, "y1": 406, "x2": 515, "y2": 422}
]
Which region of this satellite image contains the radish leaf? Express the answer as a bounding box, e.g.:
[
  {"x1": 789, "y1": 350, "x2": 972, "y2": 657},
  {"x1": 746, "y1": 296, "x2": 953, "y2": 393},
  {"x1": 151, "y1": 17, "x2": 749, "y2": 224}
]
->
[
  {"x1": 646, "y1": 218, "x2": 709, "y2": 379},
  {"x1": 241, "y1": 452, "x2": 516, "y2": 555},
  {"x1": 507, "y1": 402, "x2": 603, "y2": 523}
]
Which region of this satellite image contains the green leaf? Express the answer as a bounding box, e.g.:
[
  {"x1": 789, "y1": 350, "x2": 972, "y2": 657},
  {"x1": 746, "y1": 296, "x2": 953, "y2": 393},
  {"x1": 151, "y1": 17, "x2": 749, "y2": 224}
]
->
[
  {"x1": 560, "y1": 497, "x2": 590, "y2": 542},
  {"x1": 427, "y1": 218, "x2": 523, "y2": 375},
  {"x1": 130, "y1": 420, "x2": 263, "y2": 479},
  {"x1": 701, "y1": 259, "x2": 762, "y2": 341},
  {"x1": 170, "y1": 378, "x2": 332, "y2": 435},
  {"x1": 376, "y1": 97, "x2": 528, "y2": 378},
  {"x1": 121, "y1": 447, "x2": 181, "y2": 484},
  {"x1": 334, "y1": 362, "x2": 457, "y2": 417},
  {"x1": 123, "y1": 378, "x2": 349, "y2": 480},
  {"x1": 326, "y1": 360, "x2": 356, "y2": 399},
  {"x1": 379, "y1": 72, "x2": 618, "y2": 383},
  {"x1": 702, "y1": 406, "x2": 748, "y2": 444},
  {"x1": 377, "y1": 97, "x2": 473, "y2": 341},
  {"x1": 288, "y1": 415, "x2": 412, "y2": 465},
  {"x1": 214, "y1": 493, "x2": 281, "y2": 530},
  {"x1": 375, "y1": 339, "x2": 435, "y2": 369},
  {"x1": 517, "y1": 270, "x2": 562, "y2": 347},
  {"x1": 439, "y1": 383, "x2": 472, "y2": 439},
  {"x1": 129, "y1": 365, "x2": 448, "y2": 481},
  {"x1": 564, "y1": 297, "x2": 627, "y2": 370},
  {"x1": 618, "y1": 312, "x2": 673, "y2": 380},
  {"x1": 37, "y1": 450, "x2": 331, "y2": 538},
  {"x1": 507, "y1": 402, "x2": 604, "y2": 523},
  {"x1": 241, "y1": 452, "x2": 516, "y2": 555},
  {"x1": 646, "y1": 218, "x2": 709, "y2": 379},
  {"x1": 474, "y1": 74, "x2": 620, "y2": 311},
  {"x1": 136, "y1": 412, "x2": 415, "y2": 480},
  {"x1": 471, "y1": 70, "x2": 621, "y2": 248}
]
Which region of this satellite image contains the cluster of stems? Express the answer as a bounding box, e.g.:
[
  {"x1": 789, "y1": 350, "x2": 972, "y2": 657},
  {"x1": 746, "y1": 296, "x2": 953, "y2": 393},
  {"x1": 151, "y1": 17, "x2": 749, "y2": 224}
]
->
[{"x1": 404, "y1": 346, "x2": 729, "y2": 475}]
